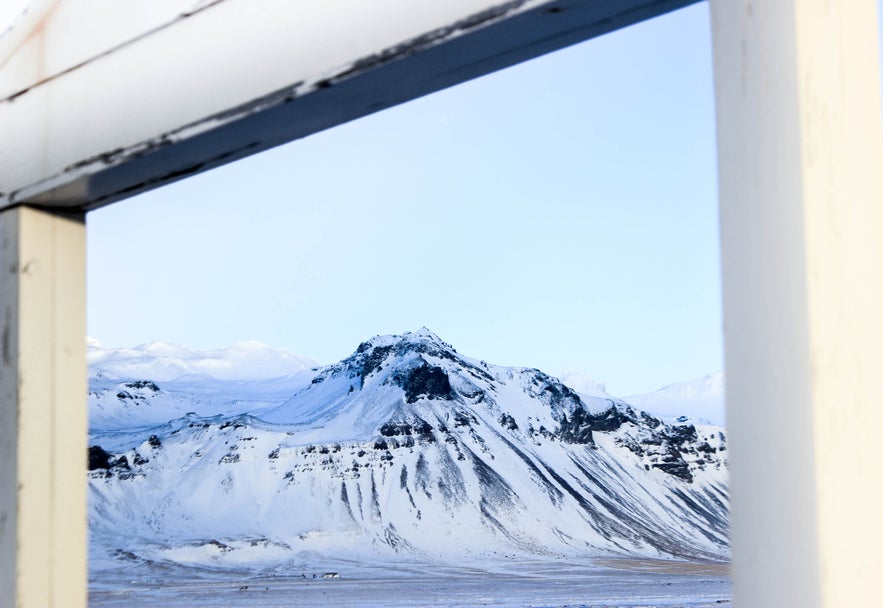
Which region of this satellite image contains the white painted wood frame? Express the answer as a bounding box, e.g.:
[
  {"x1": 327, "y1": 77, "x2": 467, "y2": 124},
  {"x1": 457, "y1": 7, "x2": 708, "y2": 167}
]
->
[
  {"x1": 1, "y1": 0, "x2": 881, "y2": 605},
  {"x1": 0, "y1": 0, "x2": 696, "y2": 212},
  {"x1": 0, "y1": 206, "x2": 87, "y2": 608},
  {"x1": 709, "y1": 0, "x2": 883, "y2": 606}
]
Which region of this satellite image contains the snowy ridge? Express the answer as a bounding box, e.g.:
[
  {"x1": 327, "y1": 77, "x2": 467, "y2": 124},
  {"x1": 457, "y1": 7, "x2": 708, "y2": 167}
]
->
[
  {"x1": 88, "y1": 338, "x2": 316, "y2": 382},
  {"x1": 88, "y1": 339, "x2": 319, "y2": 429},
  {"x1": 88, "y1": 373, "x2": 318, "y2": 431},
  {"x1": 88, "y1": 330, "x2": 728, "y2": 573},
  {"x1": 625, "y1": 371, "x2": 725, "y2": 426},
  {"x1": 558, "y1": 371, "x2": 612, "y2": 400}
]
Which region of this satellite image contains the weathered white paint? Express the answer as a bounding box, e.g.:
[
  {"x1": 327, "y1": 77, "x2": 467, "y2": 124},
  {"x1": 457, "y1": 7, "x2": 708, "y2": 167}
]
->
[
  {"x1": 2, "y1": 0, "x2": 881, "y2": 605},
  {"x1": 0, "y1": 0, "x2": 697, "y2": 211},
  {"x1": 710, "y1": 0, "x2": 883, "y2": 606},
  {"x1": 0, "y1": 205, "x2": 87, "y2": 608}
]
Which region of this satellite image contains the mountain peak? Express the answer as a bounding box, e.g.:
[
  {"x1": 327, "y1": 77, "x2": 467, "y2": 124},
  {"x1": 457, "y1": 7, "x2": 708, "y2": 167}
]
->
[
  {"x1": 353, "y1": 328, "x2": 453, "y2": 354},
  {"x1": 339, "y1": 329, "x2": 470, "y2": 397},
  {"x1": 414, "y1": 326, "x2": 440, "y2": 339}
]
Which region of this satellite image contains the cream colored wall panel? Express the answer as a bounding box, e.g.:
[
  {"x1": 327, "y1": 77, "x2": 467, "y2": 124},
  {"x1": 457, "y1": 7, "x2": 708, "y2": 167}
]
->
[
  {"x1": 710, "y1": 0, "x2": 883, "y2": 606},
  {"x1": 0, "y1": 206, "x2": 86, "y2": 608}
]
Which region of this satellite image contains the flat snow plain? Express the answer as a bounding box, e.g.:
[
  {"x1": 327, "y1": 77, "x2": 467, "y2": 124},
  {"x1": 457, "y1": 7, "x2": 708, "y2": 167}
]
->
[{"x1": 90, "y1": 557, "x2": 730, "y2": 607}]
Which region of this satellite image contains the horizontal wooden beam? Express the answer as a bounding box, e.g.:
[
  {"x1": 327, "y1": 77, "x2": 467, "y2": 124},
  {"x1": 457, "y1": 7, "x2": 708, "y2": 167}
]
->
[{"x1": 0, "y1": 0, "x2": 697, "y2": 212}]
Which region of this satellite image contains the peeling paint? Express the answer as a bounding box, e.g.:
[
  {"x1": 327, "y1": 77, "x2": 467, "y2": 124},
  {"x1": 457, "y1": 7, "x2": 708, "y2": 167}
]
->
[
  {"x1": 4, "y1": 0, "x2": 693, "y2": 212},
  {"x1": 329, "y1": 0, "x2": 530, "y2": 84},
  {"x1": 39, "y1": 0, "x2": 533, "y2": 177},
  {"x1": 11, "y1": 1, "x2": 535, "y2": 207},
  {"x1": 206, "y1": 82, "x2": 304, "y2": 125},
  {"x1": 74, "y1": 140, "x2": 262, "y2": 210}
]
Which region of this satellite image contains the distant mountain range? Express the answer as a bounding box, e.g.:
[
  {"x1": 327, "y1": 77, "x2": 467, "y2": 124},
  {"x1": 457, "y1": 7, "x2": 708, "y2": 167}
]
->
[
  {"x1": 87, "y1": 330, "x2": 728, "y2": 573},
  {"x1": 625, "y1": 371, "x2": 725, "y2": 426},
  {"x1": 87, "y1": 337, "x2": 317, "y2": 382}
]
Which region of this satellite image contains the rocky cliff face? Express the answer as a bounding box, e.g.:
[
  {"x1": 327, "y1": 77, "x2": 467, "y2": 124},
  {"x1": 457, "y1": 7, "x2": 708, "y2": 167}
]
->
[{"x1": 88, "y1": 329, "x2": 728, "y2": 570}]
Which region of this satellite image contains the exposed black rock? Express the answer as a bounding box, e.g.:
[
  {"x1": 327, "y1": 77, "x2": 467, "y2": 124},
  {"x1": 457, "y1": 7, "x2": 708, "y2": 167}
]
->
[
  {"x1": 665, "y1": 423, "x2": 699, "y2": 445},
  {"x1": 413, "y1": 420, "x2": 433, "y2": 437},
  {"x1": 641, "y1": 412, "x2": 662, "y2": 428},
  {"x1": 586, "y1": 406, "x2": 632, "y2": 432},
  {"x1": 358, "y1": 344, "x2": 394, "y2": 387},
  {"x1": 498, "y1": 413, "x2": 518, "y2": 431},
  {"x1": 340, "y1": 332, "x2": 495, "y2": 391},
  {"x1": 219, "y1": 452, "x2": 240, "y2": 464},
  {"x1": 380, "y1": 422, "x2": 413, "y2": 437},
  {"x1": 541, "y1": 382, "x2": 582, "y2": 410},
  {"x1": 89, "y1": 445, "x2": 113, "y2": 470},
  {"x1": 653, "y1": 461, "x2": 693, "y2": 482},
  {"x1": 219, "y1": 420, "x2": 246, "y2": 430},
  {"x1": 453, "y1": 411, "x2": 478, "y2": 427},
  {"x1": 207, "y1": 539, "x2": 232, "y2": 552},
  {"x1": 397, "y1": 363, "x2": 454, "y2": 403},
  {"x1": 89, "y1": 445, "x2": 134, "y2": 475},
  {"x1": 557, "y1": 407, "x2": 595, "y2": 444},
  {"x1": 381, "y1": 418, "x2": 435, "y2": 442},
  {"x1": 125, "y1": 380, "x2": 159, "y2": 392}
]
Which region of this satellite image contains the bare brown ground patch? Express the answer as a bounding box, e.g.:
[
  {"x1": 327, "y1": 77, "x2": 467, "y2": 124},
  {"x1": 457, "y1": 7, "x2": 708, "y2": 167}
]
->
[{"x1": 597, "y1": 557, "x2": 730, "y2": 576}]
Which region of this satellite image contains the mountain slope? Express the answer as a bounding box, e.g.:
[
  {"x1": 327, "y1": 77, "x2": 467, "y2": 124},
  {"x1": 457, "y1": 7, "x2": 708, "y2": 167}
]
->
[{"x1": 88, "y1": 330, "x2": 728, "y2": 571}]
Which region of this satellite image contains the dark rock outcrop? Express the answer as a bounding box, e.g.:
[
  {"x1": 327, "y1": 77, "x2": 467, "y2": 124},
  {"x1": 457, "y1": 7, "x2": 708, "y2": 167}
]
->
[{"x1": 396, "y1": 363, "x2": 454, "y2": 403}]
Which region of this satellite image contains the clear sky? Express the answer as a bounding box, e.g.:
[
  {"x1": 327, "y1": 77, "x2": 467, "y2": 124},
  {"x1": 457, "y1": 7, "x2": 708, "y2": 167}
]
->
[
  {"x1": 10, "y1": 2, "x2": 865, "y2": 396},
  {"x1": 86, "y1": 3, "x2": 718, "y2": 396}
]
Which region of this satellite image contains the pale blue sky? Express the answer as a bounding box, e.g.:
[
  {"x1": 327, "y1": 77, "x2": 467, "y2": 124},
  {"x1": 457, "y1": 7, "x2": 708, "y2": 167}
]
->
[
  {"x1": 85, "y1": 3, "x2": 719, "y2": 396},
  {"x1": 84, "y1": 3, "x2": 881, "y2": 396}
]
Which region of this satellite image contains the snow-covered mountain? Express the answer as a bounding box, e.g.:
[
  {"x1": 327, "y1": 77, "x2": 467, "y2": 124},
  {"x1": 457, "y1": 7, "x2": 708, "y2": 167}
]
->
[
  {"x1": 88, "y1": 338, "x2": 316, "y2": 382},
  {"x1": 88, "y1": 330, "x2": 728, "y2": 572},
  {"x1": 625, "y1": 372, "x2": 725, "y2": 426},
  {"x1": 88, "y1": 340, "x2": 318, "y2": 429}
]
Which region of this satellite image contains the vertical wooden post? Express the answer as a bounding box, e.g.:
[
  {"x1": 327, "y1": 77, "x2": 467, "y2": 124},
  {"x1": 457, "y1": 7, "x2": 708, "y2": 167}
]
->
[
  {"x1": 709, "y1": 0, "x2": 883, "y2": 606},
  {"x1": 0, "y1": 205, "x2": 87, "y2": 608}
]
